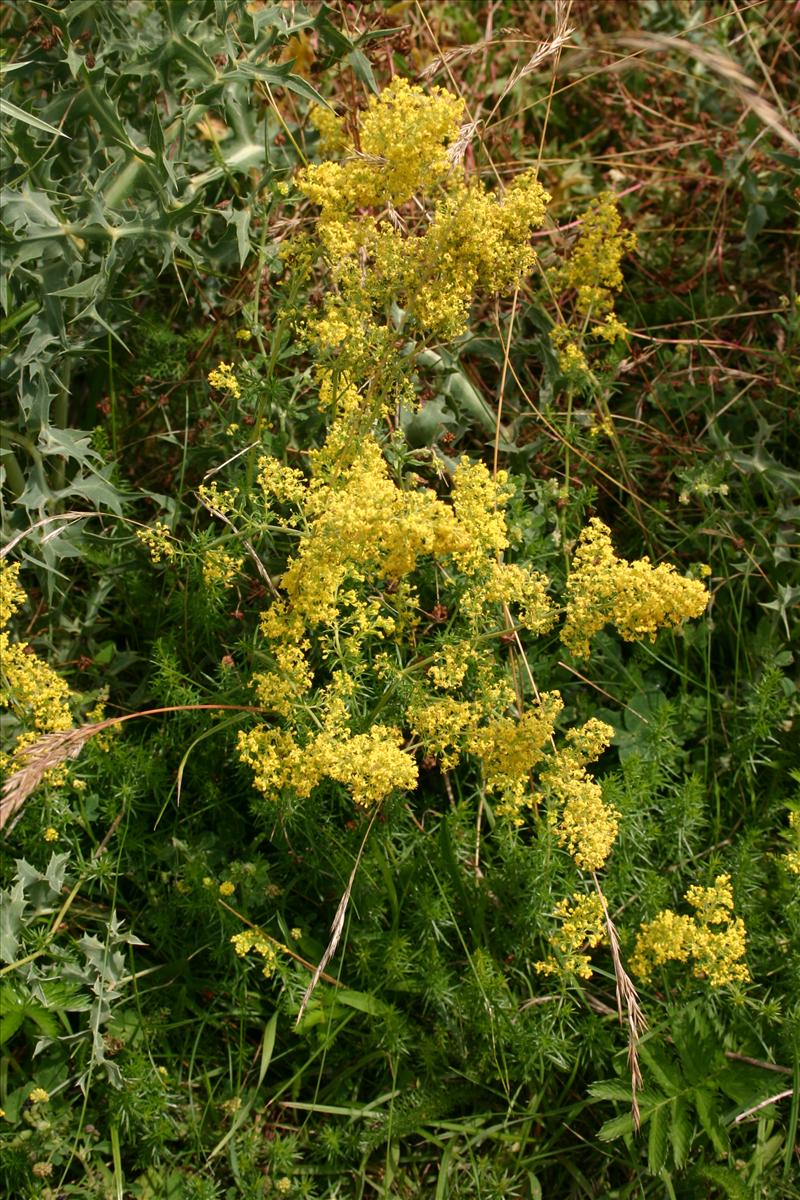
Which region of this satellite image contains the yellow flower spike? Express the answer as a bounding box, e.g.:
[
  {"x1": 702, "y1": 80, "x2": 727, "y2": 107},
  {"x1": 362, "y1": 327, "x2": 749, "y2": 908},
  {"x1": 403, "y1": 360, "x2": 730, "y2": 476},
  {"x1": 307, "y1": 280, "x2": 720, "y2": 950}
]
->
[
  {"x1": 28, "y1": 1088, "x2": 50, "y2": 1104},
  {"x1": 541, "y1": 718, "x2": 618, "y2": 871},
  {"x1": 43, "y1": 827, "x2": 59, "y2": 843},
  {"x1": 1, "y1": 561, "x2": 74, "y2": 790}
]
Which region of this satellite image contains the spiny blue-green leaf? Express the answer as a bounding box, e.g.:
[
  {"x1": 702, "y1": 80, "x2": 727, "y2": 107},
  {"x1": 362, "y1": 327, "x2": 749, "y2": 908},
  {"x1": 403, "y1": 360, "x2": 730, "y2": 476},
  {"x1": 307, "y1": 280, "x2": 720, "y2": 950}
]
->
[{"x1": 0, "y1": 98, "x2": 70, "y2": 139}]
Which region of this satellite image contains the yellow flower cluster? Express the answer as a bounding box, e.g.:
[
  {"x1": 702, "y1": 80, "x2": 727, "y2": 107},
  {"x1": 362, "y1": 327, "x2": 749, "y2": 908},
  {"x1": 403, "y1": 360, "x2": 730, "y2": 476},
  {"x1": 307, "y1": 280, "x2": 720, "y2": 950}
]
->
[
  {"x1": 296, "y1": 77, "x2": 549, "y2": 358},
  {"x1": 237, "y1": 722, "x2": 417, "y2": 808},
  {"x1": 202, "y1": 547, "x2": 242, "y2": 589},
  {"x1": 535, "y1": 893, "x2": 607, "y2": 980},
  {"x1": 631, "y1": 874, "x2": 749, "y2": 987},
  {"x1": 231, "y1": 928, "x2": 285, "y2": 979},
  {"x1": 257, "y1": 455, "x2": 307, "y2": 508},
  {"x1": 784, "y1": 812, "x2": 800, "y2": 874},
  {"x1": 541, "y1": 718, "x2": 618, "y2": 871},
  {"x1": 208, "y1": 361, "x2": 241, "y2": 399},
  {"x1": 407, "y1": 694, "x2": 480, "y2": 771},
  {"x1": 467, "y1": 692, "x2": 563, "y2": 824},
  {"x1": 1, "y1": 561, "x2": 73, "y2": 779},
  {"x1": 136, "y1": 521, "x2": 176, "y2": 565},
  {"x1": 277, "y1": 436, "x2": 465, "y2": 632},
  {"x1": 549, "y1": 192, "x2": 636, "y2": 374},
  {"x1": 299, "y1": 78, "x2": 465, "y2": 229},
  {"x1": 554, "y1": 192, "x2": 637, "y2": 317},
  {"x1": 28, "y1": 1088, "x2": 50, "y2": 1104},
  {"x1": 561, "y1": 519, "x2": 709, "y2": 658},
  {"x1": 461, "y1": 560, "x2": 556, "y2": 635},
  {"x1": 198, "y1": 481, "x2": 240, "y2": 516}
]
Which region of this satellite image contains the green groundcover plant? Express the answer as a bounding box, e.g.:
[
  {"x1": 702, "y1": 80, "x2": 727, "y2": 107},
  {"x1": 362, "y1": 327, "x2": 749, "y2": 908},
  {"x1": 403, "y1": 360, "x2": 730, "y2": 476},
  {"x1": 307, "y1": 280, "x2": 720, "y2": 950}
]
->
[{"x1": 1, "y1": 2, "x2": 799, "y2": 1198}]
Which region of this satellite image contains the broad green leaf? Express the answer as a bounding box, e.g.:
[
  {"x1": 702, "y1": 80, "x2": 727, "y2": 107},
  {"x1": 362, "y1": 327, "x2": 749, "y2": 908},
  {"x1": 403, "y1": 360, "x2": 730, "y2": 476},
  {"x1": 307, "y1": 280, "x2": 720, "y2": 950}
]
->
[
  {"x1": 337, "y1": 989, "x2": 394, "y2": 1017},
  {"x1": 0, "y1": 1008, "x2": 25, "y2": 1044}
]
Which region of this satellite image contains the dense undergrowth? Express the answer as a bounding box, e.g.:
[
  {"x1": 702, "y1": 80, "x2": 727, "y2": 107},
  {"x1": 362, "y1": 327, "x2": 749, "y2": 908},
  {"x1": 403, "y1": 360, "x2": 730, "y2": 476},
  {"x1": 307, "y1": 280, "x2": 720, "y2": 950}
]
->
[{"x1": 1, "y1": 1, "x2": 799, "y2": 1197}]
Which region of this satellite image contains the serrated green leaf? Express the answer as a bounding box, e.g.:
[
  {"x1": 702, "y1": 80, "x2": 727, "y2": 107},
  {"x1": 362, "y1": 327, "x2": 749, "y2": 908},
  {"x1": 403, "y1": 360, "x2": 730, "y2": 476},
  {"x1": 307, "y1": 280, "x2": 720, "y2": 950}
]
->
[
  {"x1": 647, "y1": 1104, "x2": 668, "y2": 1175},
  {"x1": 598, "y1": 1111, "x2": 636, "y2": 1142},
  {"x1": 44, "y1": 852, "x2": 70, "y2": 895},
  {"x1": 639, "y1": 1042, "x2": 684, "y2": 1095},
  {"x1": 670, "y1": 1094, "x2": 692, "y2": 1169},
  {"x1": 694, "y1": 1087, "x2": 729, "y2": 1155},
  {"x1": 588, "y1": 1079, "x2": 635, "y2": 1103}
]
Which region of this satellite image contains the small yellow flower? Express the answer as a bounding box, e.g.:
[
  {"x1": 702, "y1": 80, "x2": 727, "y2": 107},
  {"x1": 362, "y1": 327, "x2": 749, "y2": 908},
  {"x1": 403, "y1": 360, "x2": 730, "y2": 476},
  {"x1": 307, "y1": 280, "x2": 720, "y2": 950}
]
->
[
  {"x1": 219, "y1": 880, "x2": 236, "y2": 897},
  {"x1": 136, "y1": 521, "x2": 176, "y2": 565},
  {"x1": 208, "y1": 361, "x2": 241, "y2": 399},
  {"x1": 28, "y1": 1087, "x2": 50, "y2": 1104},
  {"x1": 290, "y1": 928, "x2": 302, "y2": 941},
  {"x1": 276, "y1": 1179, "x2": 292, "y2": 1195},
  {"x1": 43, "y1": 827, "x2": 59, "y2": 843}
]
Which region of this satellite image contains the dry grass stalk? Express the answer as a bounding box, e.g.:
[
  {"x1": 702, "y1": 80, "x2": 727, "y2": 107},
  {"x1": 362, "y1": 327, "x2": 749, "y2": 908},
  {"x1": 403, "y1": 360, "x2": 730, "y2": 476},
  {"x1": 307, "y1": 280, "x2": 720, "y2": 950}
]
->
[
  {"x1": 296, "y1": 808, "x2": 378, "y2": 1025},
  {"x1": 418, "y1": 28, "x2": 519, "y2": 82},
  {"x1": 593, "y1": 872, "x2": 647, "y2": 1130},
  {"x1": 419, "y1": 3, "x2": 573, "y2": 106},
  {"x1": 447, "y1": 119, "x2": 482, "y2": 166},
  {"x1": 1, "y1": 704, "x2": 264, "y2": 834},
  {"x1": 1, "y1": 721, "x2": 114, "y2": 832},
  {"x1": 617, "y1": 34, "x2": 800, "y2": 154},
  {"x1": 495, "y1": 5, "x2": 575, "y2": 106}
]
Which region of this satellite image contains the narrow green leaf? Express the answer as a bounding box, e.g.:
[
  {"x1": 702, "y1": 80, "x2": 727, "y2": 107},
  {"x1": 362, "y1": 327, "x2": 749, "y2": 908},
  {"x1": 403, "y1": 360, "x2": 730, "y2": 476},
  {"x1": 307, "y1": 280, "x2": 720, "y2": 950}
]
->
[{"x1": 257, "y1": 1012, "x2": 278, "y2": 1087}]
